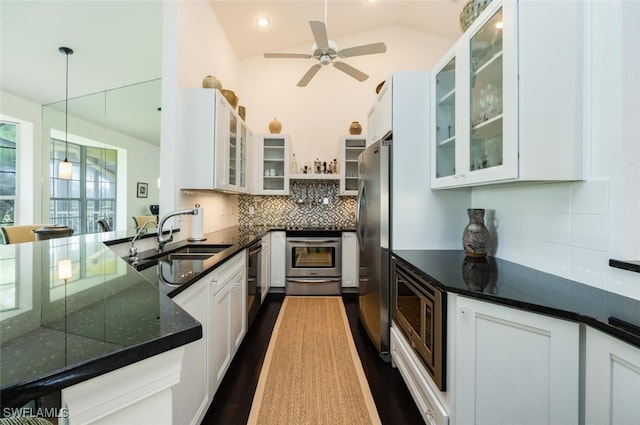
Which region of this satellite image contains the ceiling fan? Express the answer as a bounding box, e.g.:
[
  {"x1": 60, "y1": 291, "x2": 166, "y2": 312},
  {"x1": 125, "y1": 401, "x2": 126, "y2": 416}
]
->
[{"x1": 263, "y1": 19, "x2": 387, "y2": 87}]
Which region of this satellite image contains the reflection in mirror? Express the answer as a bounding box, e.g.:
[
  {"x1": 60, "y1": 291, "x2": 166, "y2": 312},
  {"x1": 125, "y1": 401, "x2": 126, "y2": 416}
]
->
[{"x1": 41, "y1": 79, "x2": 161, "y2": 236}]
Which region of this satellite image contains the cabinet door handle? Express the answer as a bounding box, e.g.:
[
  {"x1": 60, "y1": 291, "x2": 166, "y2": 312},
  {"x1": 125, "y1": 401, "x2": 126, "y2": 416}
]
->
[{"x1": 460, "y1": 307, "x2": 468, "y2": 315}]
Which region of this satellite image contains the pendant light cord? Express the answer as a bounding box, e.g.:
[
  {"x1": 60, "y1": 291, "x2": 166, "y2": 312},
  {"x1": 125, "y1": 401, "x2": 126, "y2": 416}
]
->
[
  {"x1": 59, "y1": 47, "x2": 73, "y2": 162},
  {"x1": 64, "y1": 50, "x2": 68, "y2": 161}
]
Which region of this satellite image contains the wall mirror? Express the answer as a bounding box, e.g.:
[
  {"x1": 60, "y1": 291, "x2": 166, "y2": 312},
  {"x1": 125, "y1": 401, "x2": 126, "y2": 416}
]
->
[{"x1": 41, "y1": 79, "x2": 161, "y2": 235}]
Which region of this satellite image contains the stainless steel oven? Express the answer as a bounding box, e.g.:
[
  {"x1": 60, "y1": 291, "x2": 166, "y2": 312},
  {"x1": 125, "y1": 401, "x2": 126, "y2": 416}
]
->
[
  {"x1": 285, "y1": 232, "x2": 342, "y2": 295},
  {"x1": 392, "y1": 257, "x2": 446, "y2": 391}
]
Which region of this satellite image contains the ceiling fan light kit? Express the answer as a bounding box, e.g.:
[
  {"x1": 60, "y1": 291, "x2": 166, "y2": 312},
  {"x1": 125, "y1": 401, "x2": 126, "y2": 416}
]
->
[{"x1": 263, "y1": 20, "x2": 386, "y2": 87}]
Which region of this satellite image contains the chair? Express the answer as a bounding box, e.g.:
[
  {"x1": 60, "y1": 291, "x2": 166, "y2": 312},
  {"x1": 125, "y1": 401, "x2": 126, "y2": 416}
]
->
[
  {"x1": 132, "y1": 215, "x2": 157, "y2": 230},
  {"x1": 96, "y1": 219, "x2": 111, "y2": 232},
  {"x1": 0, "y1": 225, "x2": 44, "y2": 244}
]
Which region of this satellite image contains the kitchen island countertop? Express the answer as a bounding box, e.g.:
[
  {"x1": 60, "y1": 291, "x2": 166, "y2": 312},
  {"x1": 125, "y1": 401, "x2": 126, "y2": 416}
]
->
[{"x1": 0, "y1": 224, "x2": 356, "y2": 408}]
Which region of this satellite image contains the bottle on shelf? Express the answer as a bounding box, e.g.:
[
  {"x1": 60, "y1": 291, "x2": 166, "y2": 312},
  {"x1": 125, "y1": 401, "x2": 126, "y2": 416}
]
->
[{"x1": 290, "y1": 153, "x2": 299, "y2": 174}]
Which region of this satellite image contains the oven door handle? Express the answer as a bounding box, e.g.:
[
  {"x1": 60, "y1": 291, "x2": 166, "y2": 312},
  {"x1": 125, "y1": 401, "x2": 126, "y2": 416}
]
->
[
  {"x1": 286, "y1": 278, "x2": 342, "y2": 283},
  {"x1": 248, "y1": 246, "x2": 262, "y2": 256},
  {"x1": 290, "y1": 239, "x2": 338, "y2": 244}
]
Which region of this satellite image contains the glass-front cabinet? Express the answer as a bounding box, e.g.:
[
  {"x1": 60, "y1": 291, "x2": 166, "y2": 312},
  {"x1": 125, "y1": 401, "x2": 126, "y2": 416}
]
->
[
  {"x1": 180, "y1": 89, "x2": 251, "y2": 193},
  {"x1": 433, "y1": 54, "x2": 457, "y2": 180},
  {"x1": 255, "y1": 134, "x2": 290, "y2": 195},
  {"x1": 431, "y1": 0, "x2": 583, "y2": 189},
  {"x1": 227, "y1": 111, "x2": 238, "y2": 187},
  {"x1": 340, "y1": 136, "x2": 366, "y2": 195}
]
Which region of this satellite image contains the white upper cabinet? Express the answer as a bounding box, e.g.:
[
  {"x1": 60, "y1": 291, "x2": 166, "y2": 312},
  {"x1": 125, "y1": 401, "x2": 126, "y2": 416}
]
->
[
  {"x1": 431, "y1": 0, "x2": 584, "y2": 188},
  {"x1": 180, "y1": 89, "x2": 251, "y2": 193},
  {"x1": 366, "y1": 81, "x2": 392, "y2": 145},
  {"x1": 254, "y1": 134, "x2": 290, "y2": 195},
  {"x1": 340, "y1": 136, "x2": 366, "y2": 196}
]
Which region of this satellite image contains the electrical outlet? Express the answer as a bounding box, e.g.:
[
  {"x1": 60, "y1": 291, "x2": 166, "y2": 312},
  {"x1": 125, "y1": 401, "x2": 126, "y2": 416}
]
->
[
  {"x1": 323, "y1": 197, "x2": 329, "y2": 205},
  {"x1": 249, "y1": 206, "x2": 255, "y2": 215}
]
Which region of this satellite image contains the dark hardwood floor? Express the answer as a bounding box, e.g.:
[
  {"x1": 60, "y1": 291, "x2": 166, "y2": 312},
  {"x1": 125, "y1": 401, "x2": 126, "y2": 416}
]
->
[{"x1": 201, "y1": 293, "x2": 423, "y2": 425}]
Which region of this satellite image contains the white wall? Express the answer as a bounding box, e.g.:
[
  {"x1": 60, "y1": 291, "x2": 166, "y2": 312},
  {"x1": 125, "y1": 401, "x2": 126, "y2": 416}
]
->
[
  {"x1": 471, "y1": 1, "x2": 640, "y2": 300},
  {"x1": 238, "y1": 26, "x2": 455, "y2": 165},
  {"x1": 160, "y1": 0, "x2": 241, "y2": 237}
]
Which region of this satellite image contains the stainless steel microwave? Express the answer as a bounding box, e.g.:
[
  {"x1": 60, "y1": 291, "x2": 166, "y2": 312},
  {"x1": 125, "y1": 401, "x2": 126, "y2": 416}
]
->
[{"x1": 392, "y1": 257, "x2": 446, "y2": 391}]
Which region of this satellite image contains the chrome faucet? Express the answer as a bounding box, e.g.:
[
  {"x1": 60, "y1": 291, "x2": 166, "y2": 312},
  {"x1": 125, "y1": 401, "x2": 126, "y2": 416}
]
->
[
  {"x1": 128, "y1": 219, "x2": 157, "y2": 266},
  {"x1": 157, "y1": 208, "x2": 199, "y2": 252}
]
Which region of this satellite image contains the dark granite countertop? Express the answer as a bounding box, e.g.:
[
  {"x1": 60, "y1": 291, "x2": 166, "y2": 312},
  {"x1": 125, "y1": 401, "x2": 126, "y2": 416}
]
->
[
  {"x1": 0, "y1": 224, "x2": 357, "y2": 408},
  {"x1": 392, "y1": 250, "x2": 640, "y2": 349},
  {"x1": 0, "y1": 232, "x2": 204, "y2": 409}
]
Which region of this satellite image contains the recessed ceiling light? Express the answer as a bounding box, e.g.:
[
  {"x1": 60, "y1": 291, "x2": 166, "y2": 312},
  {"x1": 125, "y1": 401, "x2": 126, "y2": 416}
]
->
[{"x1": 256, "y1": 17, "x2": 270, "y2": 28}]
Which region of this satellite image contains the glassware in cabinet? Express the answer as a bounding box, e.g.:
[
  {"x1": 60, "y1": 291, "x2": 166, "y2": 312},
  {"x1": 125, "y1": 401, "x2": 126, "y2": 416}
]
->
[{"x1": 469, "y1": 7, "x2": 503, "y2": 173}]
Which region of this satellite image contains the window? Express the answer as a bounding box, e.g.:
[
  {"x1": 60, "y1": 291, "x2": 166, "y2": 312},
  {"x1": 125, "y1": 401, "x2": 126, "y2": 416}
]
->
[
  {"x1": 0, "y1": 120, "x2": 17, "y2": 312},
  {"x1": 0, "y1": 121, "x2": 17, "y2": 226},
  {"x1": 50, "y1": 139, "x2": 117, "y2": 234}
]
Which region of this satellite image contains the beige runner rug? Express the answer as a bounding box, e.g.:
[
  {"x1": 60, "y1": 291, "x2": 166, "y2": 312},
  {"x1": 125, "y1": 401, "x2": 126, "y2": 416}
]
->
[{"x1": 247, "y1": 296, "x2": 381, "y2": 425}]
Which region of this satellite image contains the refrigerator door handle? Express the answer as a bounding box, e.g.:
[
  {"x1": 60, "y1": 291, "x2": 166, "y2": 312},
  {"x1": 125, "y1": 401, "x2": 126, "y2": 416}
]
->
[{"x1": 356, "y1": 180, "x2": 366, "y2": 252}]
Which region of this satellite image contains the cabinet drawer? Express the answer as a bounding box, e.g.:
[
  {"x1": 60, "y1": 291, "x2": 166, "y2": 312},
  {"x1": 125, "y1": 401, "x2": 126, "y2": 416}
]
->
[
  {"x1": 391, "y1": 325, "x2": 449, "y2": 425},
  {"x1": 207, "y1": 250, "x2": 246, "y2": 295}
]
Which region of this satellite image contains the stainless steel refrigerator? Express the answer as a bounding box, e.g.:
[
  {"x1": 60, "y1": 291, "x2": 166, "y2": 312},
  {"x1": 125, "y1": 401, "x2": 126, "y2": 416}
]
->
[
  {"x1": 356, "y1": 137, "x2": 392, "y2": 361},
  {"x1": 356, "y1": 72, "x2": 471, "y2": 361}
]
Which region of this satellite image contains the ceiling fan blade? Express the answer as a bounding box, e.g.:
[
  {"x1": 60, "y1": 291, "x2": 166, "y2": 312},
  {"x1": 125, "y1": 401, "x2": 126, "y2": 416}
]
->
[
  {"x1": 339, "y1": 42, "x2": 387, "y2": 58},
  {"x1": 264, "y1": 53, "x2": 312, "y2": 59},
  {"x1": 333, "y1": 61, "x2": 369, "y2": 82},
  {"x1": 297, "y1": 64, "x2": 322, "y2": 87},
  {"x1": 309, "y1": 20, "x2": 329, "y2": 50}
]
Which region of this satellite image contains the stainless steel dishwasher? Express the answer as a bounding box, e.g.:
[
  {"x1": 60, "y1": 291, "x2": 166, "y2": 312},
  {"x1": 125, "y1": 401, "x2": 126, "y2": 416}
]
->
[{"x1": 246, "y1": 240, "x2": 262, "y2": 328}]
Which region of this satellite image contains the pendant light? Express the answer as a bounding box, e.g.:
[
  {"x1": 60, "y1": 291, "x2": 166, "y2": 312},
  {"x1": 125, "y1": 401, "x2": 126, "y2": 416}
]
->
[{"x1": 58, "y1": 46, "x2": 74, "y2": 180}]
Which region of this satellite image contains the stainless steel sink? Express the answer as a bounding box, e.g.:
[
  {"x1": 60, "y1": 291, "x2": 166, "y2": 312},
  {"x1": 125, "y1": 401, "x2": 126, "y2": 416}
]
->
[
  {"x1": 171, "y1": 244, "x2": 231, "y2": 255},
  {"x1": 165, "y1": 252, "x2": 216, "y2": 261}
]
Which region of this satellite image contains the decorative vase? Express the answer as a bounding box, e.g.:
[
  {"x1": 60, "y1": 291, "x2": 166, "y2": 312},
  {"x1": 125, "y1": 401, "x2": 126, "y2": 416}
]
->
[
  {"x1": 462, "y1": 208, "x2": 490, "y2": 257},
  {"x1": 202, "y1": 75, "x2": 222, "y2": 89},
  {"x1": 459, "y1": 0, "x2": 492, "y2": 32},
  {"x1": 269, "y1": 117, "x2": 282, "y2": 134},
  {"x1": 349, "y1": 121, "x2": 362, "y2": 135},
  {"x1": 220, "y1": 89, "x2": 238, "y2": 109}
]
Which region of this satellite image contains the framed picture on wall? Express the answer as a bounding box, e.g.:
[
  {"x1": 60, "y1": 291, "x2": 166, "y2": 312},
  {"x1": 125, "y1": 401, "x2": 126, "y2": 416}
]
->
[{"x1": 137, "y1": 182, "x2": 148, "y2": 198}]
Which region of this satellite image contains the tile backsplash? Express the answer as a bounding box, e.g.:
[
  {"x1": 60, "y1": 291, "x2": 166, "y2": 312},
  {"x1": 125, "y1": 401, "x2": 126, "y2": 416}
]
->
[
  {"x1": 472, "y1": 178, "x2": 640, "y2": 300},
  {"x1": 238, "y1": 181, "x2": 356, "y2": 228}
]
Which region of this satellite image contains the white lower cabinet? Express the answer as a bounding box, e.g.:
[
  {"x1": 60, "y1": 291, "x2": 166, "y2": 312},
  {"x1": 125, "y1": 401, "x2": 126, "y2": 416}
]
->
[
  {"x1": 341, "y1": 232, "x2": 358, "y2": 288},
  {"x1": 270, "y1": 231, "x2": 286, "y2": 288},
  {"x1": 61, "y1": 348, "x2": 185, "y2": 425},
  {"x1": 391, "y1": 325, "x2": 449, "y2": 425},
  {"x1": 585, "y1": 327, "x2": 640, "y2": 425},
  {"x1": 392, "y1": 293, "x2": 581, "y2": 425},
  {"x1": 453, "y1": 295, "x2": 580, "y2": 425},
  {"x1": 209, "y1": 250, "x2": 246, "y2": 396},
  {"x1": 172, "y1": 280, "x2": 210, "y2": 425}
]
